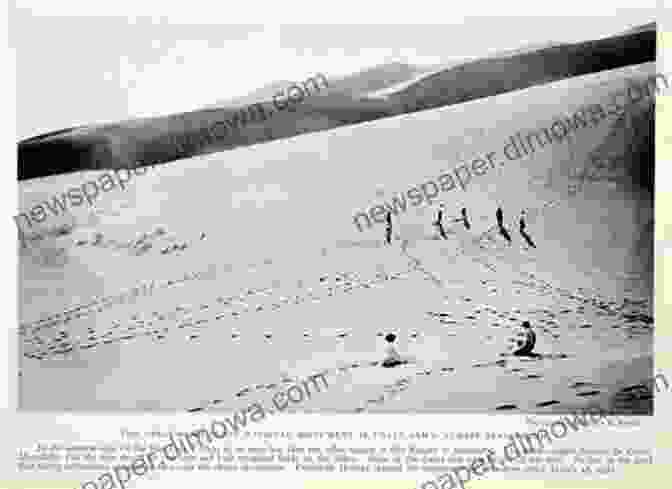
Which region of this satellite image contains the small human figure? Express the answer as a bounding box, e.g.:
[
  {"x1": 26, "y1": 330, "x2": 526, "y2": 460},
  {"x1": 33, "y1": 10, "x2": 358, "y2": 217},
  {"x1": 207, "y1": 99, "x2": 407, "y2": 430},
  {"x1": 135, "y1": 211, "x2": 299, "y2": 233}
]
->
[
  {"x1": 434, "y1": 204, "x2": 448, "y2": 240},
  {"x1": 382, "y1": 333, "x2": 405, "y2": 368},
  {"x1": 385, "y1": 210, "x2": 393, "y2": 245},
  {"x1": 510, "y1": 320, "x2": 537, "y2": 356},
  {"x1": 496, "y1": 206, "x2": 512, "y2": 245},
  {"x1": 15, "y1": 224, "x2": 29, "y2": 250},
  {"x1": 459, "y1": 207, "x2": 471, "y2": 230},
  {"x1": 519, "y1": 210, "x2": 537, "y2": 248}
]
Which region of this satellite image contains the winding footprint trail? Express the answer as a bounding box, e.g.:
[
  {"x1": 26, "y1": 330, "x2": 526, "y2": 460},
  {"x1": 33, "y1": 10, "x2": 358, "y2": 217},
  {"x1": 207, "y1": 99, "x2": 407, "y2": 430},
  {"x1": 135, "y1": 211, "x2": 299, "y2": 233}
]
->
[{"x1": 20, "y1": 196, "x2": 653, "y2": 413}]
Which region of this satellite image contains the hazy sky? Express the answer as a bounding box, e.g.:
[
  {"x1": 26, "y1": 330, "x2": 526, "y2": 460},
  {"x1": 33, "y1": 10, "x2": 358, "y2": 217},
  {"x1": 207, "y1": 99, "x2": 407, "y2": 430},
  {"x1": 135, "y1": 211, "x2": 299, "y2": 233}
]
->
[{"x1": 11, "y1": 9, "x2": 658, "y2": 139}]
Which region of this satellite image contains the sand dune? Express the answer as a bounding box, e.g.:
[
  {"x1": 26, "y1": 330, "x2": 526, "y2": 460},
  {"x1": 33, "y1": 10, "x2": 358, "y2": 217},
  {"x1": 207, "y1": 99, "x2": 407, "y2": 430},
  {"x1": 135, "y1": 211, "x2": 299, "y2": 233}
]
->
[{"x1": 18, "y1": 61, "x2": 654, "y2": 412}]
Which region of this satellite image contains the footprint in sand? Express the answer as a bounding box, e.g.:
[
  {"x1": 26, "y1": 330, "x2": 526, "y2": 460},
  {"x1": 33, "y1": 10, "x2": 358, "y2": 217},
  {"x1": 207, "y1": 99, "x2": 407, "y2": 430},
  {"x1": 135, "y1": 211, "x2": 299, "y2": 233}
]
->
[
  {"x1": 576, "y1": 390, "x2": 601, "y2": 397},
  {"x1": 536, "y1": 400, "x2": 560, "y2": 407},
  {"x1": 621, "y1": 384, "x2": 650, "y2": 393},
  {"x1": 366, "y1": 395, "x2": 386, "y2": 405},
  {"x1": 569, "y1": 381, "x2": 595, "y2": 389}
]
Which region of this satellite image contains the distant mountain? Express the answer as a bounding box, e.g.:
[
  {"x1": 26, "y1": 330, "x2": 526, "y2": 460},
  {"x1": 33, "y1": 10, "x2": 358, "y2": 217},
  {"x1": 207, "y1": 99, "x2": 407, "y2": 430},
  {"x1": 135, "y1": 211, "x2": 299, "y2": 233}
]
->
[
  {"x1": 485, "y1": 41, "x2": 559, "y2": 59},
  {"x1": 623, "y1": 22, "x2": 657, "y2": 35},
  {"x1": 384, "y1": 25, "x2": 655, "y2": 116},
  {"x1": 325, "y1": 62, "x2": 430, "y2": 96},
  {"x1": 207, "y1": 62, "x2": 429, "y2": 108},
  {"x1": 206, "y1": 80, "x2": 298, "y2": 108},
  {"x1": 18, "y1": 23, "x2": 656, "y2": 180}
]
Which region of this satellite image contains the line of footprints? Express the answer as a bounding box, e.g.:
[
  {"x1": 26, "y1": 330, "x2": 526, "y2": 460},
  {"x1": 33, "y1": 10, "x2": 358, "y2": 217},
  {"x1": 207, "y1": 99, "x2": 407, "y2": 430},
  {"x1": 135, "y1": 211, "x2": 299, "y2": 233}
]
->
[{"x1": 21, "y1": 262, "x2": 424, "y2": 360}]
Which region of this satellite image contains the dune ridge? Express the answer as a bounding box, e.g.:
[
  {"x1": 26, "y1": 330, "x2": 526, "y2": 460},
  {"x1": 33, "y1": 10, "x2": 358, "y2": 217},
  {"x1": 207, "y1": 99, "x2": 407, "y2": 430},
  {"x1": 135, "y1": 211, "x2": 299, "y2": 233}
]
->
[{"x1": 18, "y1": 23, "x2": 655, "y2": 180}]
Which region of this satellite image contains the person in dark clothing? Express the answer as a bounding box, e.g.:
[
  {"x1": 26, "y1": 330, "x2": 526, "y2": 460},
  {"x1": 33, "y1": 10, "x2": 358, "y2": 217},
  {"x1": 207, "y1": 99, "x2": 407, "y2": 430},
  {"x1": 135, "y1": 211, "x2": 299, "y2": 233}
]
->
[
  {"x1": 385, "y1": 210, "x2": 393, "y2": 245},
  {"x1": 496, "y1": 206, "x2": 504, "y2": 228},
  {"x1": 434, "y1": 204, "x2": 448, "y2": 240},
  {"x1": 519, "y1": 210, "x2": 537, "y2": 248},
  {"x1": 495, "y1": 206, "x2": 512, "y2": 245},
  {"x1": 511, "y1": 321, "x2": 537, "y2": 356},
  {"x1": 460, "y1": 207, "x2": 471, "y2": 230}
]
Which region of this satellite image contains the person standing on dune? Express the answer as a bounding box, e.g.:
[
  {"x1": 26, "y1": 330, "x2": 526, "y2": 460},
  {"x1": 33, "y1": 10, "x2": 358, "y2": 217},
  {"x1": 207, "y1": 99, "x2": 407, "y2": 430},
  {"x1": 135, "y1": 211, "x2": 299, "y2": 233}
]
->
[
  {"x1": 454, "y1": 207, "x2": 471, "y2": 230},
  {"x1": 434, "y1": 204, "x2": 448, "y2": 240},
  {"x1": 385, "y1": 210, "x2": 393, "y2": 245},
  {"x1": 496, "y1": 206, "x2": 512, "y2": 245}
]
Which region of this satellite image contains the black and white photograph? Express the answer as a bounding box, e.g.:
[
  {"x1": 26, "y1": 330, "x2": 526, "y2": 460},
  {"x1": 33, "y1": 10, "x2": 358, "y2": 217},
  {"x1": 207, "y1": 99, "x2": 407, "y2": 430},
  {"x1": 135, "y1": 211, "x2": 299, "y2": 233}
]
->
[{"x1": 15, "y1": 15, "x2": 656, "y2": 415}]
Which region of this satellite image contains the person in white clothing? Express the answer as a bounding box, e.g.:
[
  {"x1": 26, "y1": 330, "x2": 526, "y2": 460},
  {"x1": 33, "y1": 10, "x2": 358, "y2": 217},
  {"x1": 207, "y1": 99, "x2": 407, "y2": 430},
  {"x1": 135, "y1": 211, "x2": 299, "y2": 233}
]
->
[
  {"x1": 509, "y1": 320, "x2": 537, "y2": 356},
  {"x1": 382, "y1": 333, "x2": 405, "y2": 368}
]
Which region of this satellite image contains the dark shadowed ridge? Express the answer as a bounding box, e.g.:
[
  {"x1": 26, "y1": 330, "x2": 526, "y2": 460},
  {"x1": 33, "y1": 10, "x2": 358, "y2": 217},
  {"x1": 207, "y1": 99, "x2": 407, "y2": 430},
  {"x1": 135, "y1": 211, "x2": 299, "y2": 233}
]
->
[
  {"x1": 18, "y1": 24, "x2": 656, "y2": 181},
  {"x1": 325, "y1": 62, "x2": 428, "y2": 95},
  {"x1": 385, "y1": 26, "x2": 656, "y2": 115},
  {"x1": 204, "y1": 80, "x2": 299, "y2": 109},
  {"x1": 623, "y1": 22, "x2": 656, "y2": 35},
  {"x1": 588, "y1": 97, "x2": 655, "y2": 286},
  {"x1": 206, "y1": 62, "x2": 428, "y2": 107}
]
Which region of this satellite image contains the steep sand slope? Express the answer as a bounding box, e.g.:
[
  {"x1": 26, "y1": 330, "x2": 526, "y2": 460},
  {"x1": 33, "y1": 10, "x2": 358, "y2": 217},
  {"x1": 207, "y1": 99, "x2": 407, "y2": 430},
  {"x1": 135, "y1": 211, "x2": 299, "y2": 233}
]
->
[{"x1": 18, "y1": 63, "x2": 654, "y2": 412}]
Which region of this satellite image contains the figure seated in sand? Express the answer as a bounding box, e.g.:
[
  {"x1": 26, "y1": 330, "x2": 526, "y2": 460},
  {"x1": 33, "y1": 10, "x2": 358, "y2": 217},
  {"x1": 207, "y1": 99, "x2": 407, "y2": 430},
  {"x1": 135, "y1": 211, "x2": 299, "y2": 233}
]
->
[
  {"x1": 382, "y1": 333, "x2": 410, "y2": 368},
  {"x1": 509, "y1": 320, "x2": 539, "y2": 357}
]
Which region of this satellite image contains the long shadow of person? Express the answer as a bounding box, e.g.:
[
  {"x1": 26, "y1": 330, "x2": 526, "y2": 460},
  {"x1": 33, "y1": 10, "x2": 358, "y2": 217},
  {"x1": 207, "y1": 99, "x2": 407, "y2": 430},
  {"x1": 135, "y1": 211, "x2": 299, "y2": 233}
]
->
[{"x1": 519, "y1": 211, "x2": 537, "y2": 248}]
